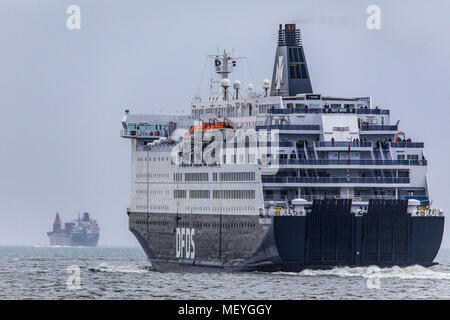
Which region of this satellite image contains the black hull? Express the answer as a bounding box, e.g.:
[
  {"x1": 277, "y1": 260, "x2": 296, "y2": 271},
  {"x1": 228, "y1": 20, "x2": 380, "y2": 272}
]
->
[{"x1": 129, "y1": 200, "x2": 444, "y2": 272}]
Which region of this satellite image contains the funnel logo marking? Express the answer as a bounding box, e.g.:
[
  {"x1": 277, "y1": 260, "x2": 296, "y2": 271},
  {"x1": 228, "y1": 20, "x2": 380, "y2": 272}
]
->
[{"x1": 275, "y1": 56, "x2": 284, "y2": 90}]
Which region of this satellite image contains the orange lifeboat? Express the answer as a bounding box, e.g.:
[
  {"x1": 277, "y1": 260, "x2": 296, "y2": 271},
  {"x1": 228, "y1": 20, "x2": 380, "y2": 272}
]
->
[{"x1": 185, "y1": 119, "x2": 234, "y2": 138}]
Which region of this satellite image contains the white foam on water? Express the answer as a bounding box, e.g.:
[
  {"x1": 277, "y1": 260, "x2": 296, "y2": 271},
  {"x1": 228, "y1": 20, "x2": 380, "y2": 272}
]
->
[
  {"x1": 89, "y1": 262, "x2": 148, "y2": 274},
  {"x1": 275, "y1": 265, "x2": 450, "y2": 280},
  {"x1": 47, "y1": 245, "x2": 93, "y2": 248}
]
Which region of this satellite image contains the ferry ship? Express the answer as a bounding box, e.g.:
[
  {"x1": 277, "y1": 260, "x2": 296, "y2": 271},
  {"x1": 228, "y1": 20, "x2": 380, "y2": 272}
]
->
[{"x1": 120, "y1": 24, "x2": 444, "y2": 272}]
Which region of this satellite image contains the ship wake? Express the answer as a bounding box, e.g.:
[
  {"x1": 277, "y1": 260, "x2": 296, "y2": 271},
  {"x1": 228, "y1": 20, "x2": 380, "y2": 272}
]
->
[
  {"x1": 88, "y1": 262, "x2": 149, "y2": 274},
  {"x1": 275, "y1": 265, "x2": 450, "y2": 280}
]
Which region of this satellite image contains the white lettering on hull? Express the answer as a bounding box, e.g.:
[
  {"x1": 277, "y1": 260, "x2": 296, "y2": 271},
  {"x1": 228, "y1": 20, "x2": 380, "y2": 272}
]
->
[{"x1": 176, "y1": 228, "x2": 195, "y2": 259}]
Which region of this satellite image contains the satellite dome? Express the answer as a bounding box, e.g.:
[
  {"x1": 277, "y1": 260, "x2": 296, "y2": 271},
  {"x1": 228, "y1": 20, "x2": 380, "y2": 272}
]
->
[
  {"x1": 221, "y1": 78, "x2": 231, "y2": 88},
  {"x1": 233, "y1": 80, "x2": 241, "y2": 90},
  {"x1": 263, "y1": 79, "x2": 271, "y2": 89}
]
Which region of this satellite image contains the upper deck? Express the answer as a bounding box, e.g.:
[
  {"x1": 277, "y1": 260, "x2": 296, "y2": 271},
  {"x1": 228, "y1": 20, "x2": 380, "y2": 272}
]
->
[{"x1": 119, "y1": 23, "x2": 433, "y2": 211}]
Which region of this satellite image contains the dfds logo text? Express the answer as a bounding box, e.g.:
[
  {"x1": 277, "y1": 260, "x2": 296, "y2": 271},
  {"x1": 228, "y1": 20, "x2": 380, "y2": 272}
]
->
[{"x1": 176, "y1": 228, "x2": 195, "y2": 259}]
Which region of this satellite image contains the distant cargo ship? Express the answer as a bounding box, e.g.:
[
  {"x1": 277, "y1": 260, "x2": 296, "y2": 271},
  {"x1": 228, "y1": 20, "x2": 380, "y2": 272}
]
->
[{"x1": 47, "y1": 212, "x2": 99, "y2": 247}]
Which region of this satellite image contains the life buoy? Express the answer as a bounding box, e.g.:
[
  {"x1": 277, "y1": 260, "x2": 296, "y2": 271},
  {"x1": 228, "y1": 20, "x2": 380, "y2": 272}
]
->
[
  {"x1": 150, "y1": 131, "x2": 154, "y2": 136},
  {"x1": 420, "y1": 210, "x2": 425, "y2": 216},
  {"x1": 155, "y1": 130, "x2": 160, "y2": 136}
]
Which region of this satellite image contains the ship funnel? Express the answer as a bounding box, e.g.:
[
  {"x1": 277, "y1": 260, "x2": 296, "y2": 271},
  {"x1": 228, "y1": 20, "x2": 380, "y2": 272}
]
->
[
  {"x1": 270, "y1": 24, "x2": 313, "y2": 97},
  {"x1": 53, "y1": 213, "x2": 62, "y2": 232}
]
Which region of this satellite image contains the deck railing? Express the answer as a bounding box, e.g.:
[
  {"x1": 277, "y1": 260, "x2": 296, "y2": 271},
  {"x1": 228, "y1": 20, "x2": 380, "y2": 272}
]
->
[
  {"x1": 120, "y1": 129, "x2": 166, "y2": 138},
  {"x1": 361, "y1": 125, "x2": 398, "y2": 131},
  {"x1": 263, "y1": 195, "x2": 399, "y2": 202},
  {"x1": 262, "y1": 177, "x2": 410, "y2": 184},
  {"x1": 390, "y1": 142, "x2": 424, "y2": 148},
  {"x1": 263, "y1": 159, "x2": 426, "y2": 166},
  {"x1": 266, "y1": 108, "x2": 389, "y2": 115},
  {"x1": 315, "y1": 141, "x2": 373, "y2": 148},
  {"x1": 222, "y1": 141, "x2": 294, "y2": 148},
  {"x1": 255, "y1": 124, "x2": 320, "y2": 131}
]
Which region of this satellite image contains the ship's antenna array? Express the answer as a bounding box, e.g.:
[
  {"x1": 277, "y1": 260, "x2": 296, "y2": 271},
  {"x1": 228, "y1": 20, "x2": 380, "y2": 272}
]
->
[{"x1": 197, "y1": 50, "x2": 249, "y2": 101}]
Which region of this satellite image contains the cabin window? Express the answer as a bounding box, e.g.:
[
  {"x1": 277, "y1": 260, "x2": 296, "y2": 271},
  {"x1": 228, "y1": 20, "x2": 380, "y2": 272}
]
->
[
  {"x1": 330, "y1": 104, "x2": 341, "y2": 110},
  {"x1": 127, "y1": 123, "x2": 136, "y2": 130},
  {"x1": 259, "y1": 105, "x2": 268, "y2": 113}
]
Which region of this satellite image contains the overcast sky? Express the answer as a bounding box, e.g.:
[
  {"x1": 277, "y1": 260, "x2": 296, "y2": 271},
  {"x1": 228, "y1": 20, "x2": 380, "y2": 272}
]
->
[{"x1": 0, "y1": 0, "x2": 449, "y2": 247}]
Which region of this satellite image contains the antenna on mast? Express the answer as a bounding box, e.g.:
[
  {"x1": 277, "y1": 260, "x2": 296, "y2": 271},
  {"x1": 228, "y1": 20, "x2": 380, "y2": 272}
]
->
[{"x1": 206, "y1": 50, "x2": 246, "y2": 100}]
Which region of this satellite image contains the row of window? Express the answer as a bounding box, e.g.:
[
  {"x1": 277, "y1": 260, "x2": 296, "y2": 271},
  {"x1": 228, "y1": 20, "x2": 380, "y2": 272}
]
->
[
  {"x1": 128, "y1": 124, "x2": 168, "y2": 131},
  {"x1": 136, "y1": 173, "x2": 170, "y2": 179},
  {"x1": 213, "y1": 190, "x2": 256, "y2": 199},
  {"x1": 210, "y1": 206, "x2": 257, "y2": 212},
  {"x1": 135, "y1": 219, "x2": 257, "y2": 231},
  {"x1": 222, "y1": 154, "x2": 257, "y2": 164},
  {"x1": 218, "y1": 172, "x2": 256, "y2": 182},
  {"x1": 182, "y1": 221, "x2": 257, "y2": 229},
  {"x1": 174, "y1": 171, "x2": 256, "y2": 182},
  {"x1": 192, "y1": 104, "x2": 255, "y2": 118},
  {"x1": 137, "y1": 156, "x2": 170, "y2": 162},
  {"x1": 185, "y1": 172, "x2": 209, "y2": 182},
  {"x1": 174, "y1": 189, "x2": 256, "y2": 200},
  {"x1": 174, "y1": 190, "x2": 187, "y2": 199},
  {"x1": 135, "y1": 205, "x2": 169, "y2": 211},
  {"x1": 185, "y1": 206, "x2": 257, "y2": 213},
  {"x1": 258, "y1": 104, "x2": 280, "y2": 114},
  {"x1": 136, "y1": 189, "x2": 168, "y2": 195},
  {"x1": 148, "y1": 220, "x2": 170, "y2": 226},
  {"x1": 397, "y1": 154, "x2": 419, "y2": 160},
  {"x1": 189, "y1": 190, "x2": 210, "y2": 199},
  {"x1": 194, "y1": 103, "x2": 290, "y2": 118}
]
